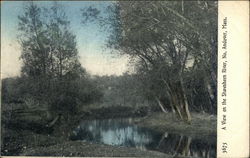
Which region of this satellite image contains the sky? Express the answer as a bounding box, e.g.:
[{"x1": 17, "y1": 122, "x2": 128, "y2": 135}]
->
[{"x1": 1, "y1": 1, "x2": 129, "y2": 78}]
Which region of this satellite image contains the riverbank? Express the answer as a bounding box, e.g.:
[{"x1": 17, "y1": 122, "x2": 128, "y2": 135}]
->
[
  {"x1": 2, "y1": 129, "x2": 171, "y2": 157},
  {"x1": 22, "y1": 139, "x2": 171, "y2": 157},
  {"x1": 135, "y1": 112, "x2": 216, "y2": 141},
  {"x1": 2, "y1": 104, "x2": 216, "y2": 157}
]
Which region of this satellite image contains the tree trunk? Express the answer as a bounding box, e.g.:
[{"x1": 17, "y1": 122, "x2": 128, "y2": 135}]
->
[
  {"x1": 172, "y1": 92, "x2": 184, "y2": 120},
  {"x1": 162, "y1": 77, "x2": 191, "y2": 122},
  {"x1": 155, "y1": 96, "x2": 168, "y2": 113},
  {"x1": 167, "y1": 80, "x2": 191, "y2": 122},
  {"x1": 162, "y1": 79, "x2": 176, "y2": 114},
  {"x1": 177, "y1": 80, "x2": 191, "y2": 122}
]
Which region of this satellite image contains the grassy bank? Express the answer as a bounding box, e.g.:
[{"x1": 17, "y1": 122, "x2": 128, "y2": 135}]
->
[{"x1": 135, "y1": 112, "x2": 216, "y2": 140}]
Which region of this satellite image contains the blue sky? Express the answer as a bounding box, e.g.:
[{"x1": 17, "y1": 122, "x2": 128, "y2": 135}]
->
[{"x1": 1, "y1": 1, "x2": 129, "y2": 78}]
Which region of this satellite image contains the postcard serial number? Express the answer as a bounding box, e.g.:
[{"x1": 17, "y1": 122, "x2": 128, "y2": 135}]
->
[{"x1": 222, "y1": 142, "x2": 228, "y2": 153}]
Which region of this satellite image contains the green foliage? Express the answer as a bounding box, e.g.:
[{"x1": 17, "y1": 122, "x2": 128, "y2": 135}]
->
[
  {"x1": 18, "y1": 2, "x2": 81, "y2": 80},
  {"x1": 81, "y1": 1, "x2": 217, "y2": 115},
  {"x1": 90, "y1": 74, "x2": 155, "y2": 110},
  {"x1": 12, "y1": 2, "x2": 103, "y2": 115}
]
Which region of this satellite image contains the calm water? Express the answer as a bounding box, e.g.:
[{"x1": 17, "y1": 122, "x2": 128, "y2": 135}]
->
[{"x1": 71, "y1": 118, "x2": 216, "y2": 158}]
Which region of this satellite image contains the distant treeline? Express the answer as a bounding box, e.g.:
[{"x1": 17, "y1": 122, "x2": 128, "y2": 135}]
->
[
  {"x1": 2, "y1": 73, "x2": 216, "y2": 116},
  {"x1": 91, "y1": 74, "x2": 217, "y2": 114}
]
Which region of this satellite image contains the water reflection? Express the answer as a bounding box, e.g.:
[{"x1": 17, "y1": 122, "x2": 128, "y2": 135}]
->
[{"x1": 71, "y1": 118, "x2": 216, "y2": 158}]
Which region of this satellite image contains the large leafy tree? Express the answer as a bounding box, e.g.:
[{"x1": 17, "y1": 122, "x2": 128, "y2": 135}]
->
[
  {"x1": 82, "y1": 1, "x2": 217, "y2": 122},
  {"x1": 18, "y1": 2, "x2": 84, "y2": 80},
  {"x1": 18, "y1": 2, "x2": 85, "y2": 114}
]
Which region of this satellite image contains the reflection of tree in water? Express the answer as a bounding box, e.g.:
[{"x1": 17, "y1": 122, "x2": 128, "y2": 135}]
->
[
  {"x1": 189, "y1": 139, "x2": 216, "y2": 158},
  {"x1": 70, "y1": 126, "x2": 102, "y2": 142},
  {"x1": 156, "y1": 133, "x2": 216, "y2": 158},
  {"x1": 73, "y1": 119, "x2": 157, "y2": 147},
  {"x1": 71, "y1": 119, "x2": 216, "y2": 158}
]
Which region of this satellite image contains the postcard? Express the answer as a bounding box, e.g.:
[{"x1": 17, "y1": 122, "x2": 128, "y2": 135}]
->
[{"x1": 1, "y1": 1, "x2": 249, "y2": 158}]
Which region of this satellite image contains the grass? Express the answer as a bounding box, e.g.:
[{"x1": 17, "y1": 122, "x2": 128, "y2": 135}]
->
[{"x1": 135, "y1": 112, "x2": 216, "y2": 141}]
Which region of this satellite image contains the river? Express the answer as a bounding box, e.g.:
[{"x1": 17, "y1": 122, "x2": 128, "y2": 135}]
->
[{"x1": 70, "y1": 118, "x2": 216, "y2": 158}]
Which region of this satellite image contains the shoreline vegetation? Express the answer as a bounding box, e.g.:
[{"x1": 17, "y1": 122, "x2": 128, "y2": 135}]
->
[{"x1": 2, "y1": 103, "x2": 216, "y2": 157}]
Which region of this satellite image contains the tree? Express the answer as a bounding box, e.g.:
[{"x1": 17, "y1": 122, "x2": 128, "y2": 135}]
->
[
  {"x1": 18, "y1": 2, "x2": 86, "y2": 114},
  {"x1": 81, "y1": 1, "x2": 218, "y2": 122},
  {"x1": 104, "y1": 1, "x2": 194, "y2": 122}
]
